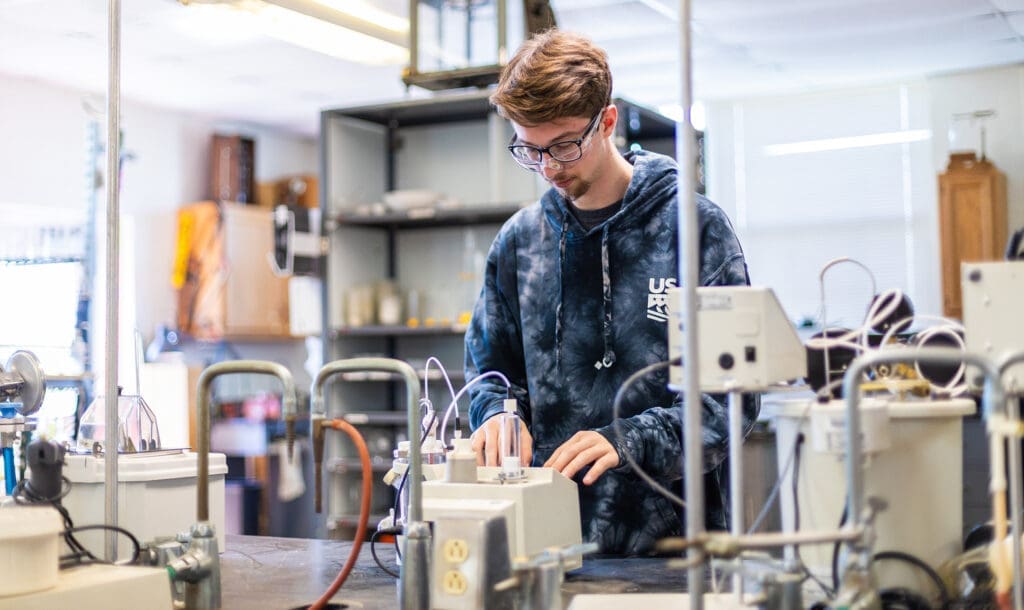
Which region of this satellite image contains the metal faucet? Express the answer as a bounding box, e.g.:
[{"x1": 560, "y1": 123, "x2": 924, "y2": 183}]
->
[
  {"x1": 309, "y1": 357, "x2": 428, "y2": 610},
  {"x1": 178, "y1": 359, "x2": 298, "y2": 610}
]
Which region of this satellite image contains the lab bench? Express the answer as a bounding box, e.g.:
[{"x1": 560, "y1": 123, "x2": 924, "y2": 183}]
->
[{"x1": 221, "y1": 534, "x2": 689, "y2": 609}]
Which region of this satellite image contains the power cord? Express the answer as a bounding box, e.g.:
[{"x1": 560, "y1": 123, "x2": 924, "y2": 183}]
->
[
  {"x1": 370, "y1": 527, "x2": 402, "y2": 578},
  {"x1": 611, "y1": 359, "x2": 686, "y2": 508},
  {"x1": 13, "y1": 476, "x2": 141, "y2": 567},
  {"x1": 873, "y1": 550, "x2": 951, "y2": 609},
  {"x1": 790, "y1": 433, "x2": 834, "y2": 597}
]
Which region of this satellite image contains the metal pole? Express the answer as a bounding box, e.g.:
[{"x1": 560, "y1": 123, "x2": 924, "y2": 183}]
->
[
  {"x1": 408, "y1": 0, "x2": 418, "y2": 75},
  {"x1": 676, "y1": 0, "x2": 704, "y2": 604},
  {"x1": 998, "y1": 351, "x2": 1024, "y2": 610},
  {"x1": 103, "y1": 0, "x2": 121, "y2": 562},
  {"x1": 728, "y1": 390, "x2": 743, "y2": 600}
]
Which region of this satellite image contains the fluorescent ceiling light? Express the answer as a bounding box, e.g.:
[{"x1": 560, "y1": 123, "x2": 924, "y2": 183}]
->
[
  {"x1": 656, "y1": 101, "x2": 705, "y2": 131},
  {"x1": 181, "y1": 0, "x2": 408, "y2": 66},
  {"x1": 762, "y1": 129, "x2": 931, "y2": 157}
]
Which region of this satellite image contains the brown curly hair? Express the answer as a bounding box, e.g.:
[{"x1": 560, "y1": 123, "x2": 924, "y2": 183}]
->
[{"x1": 490, "y1": 30, "x2": 612, "y2": 126}]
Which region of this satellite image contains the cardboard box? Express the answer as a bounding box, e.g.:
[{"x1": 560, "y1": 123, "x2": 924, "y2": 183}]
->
[{"x1": 175, "y1": 201, "x2": 291, "y2": 340}]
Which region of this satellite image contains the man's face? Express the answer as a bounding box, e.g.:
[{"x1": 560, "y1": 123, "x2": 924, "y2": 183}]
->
[{"x1": 510, "y1": 107, "x2": 612, "y2": 202}]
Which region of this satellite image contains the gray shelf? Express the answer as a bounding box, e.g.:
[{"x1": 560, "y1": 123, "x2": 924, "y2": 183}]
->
[
  {"x1": 333, "y1": 203, "x2": 522, "y2": 230},
  {"x1": 329, "y1": 325, "x2": 467, "y2": 339}
]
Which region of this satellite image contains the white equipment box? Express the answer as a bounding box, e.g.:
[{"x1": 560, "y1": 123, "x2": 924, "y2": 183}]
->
[
  {"x1": 764, "y1": 397, "x2": 975, "y2": 588},
  {"x1": 422, "y1": 466, "x2": 582, "y2": 569},
  {"x1": 668, "y1": 286, "x2": 806, "y2": 393},
  {"x1": 61, "y1": 450, "x2": 227, "y2": 558},
  {"x1": 0, "y1": 563, "x2": 172, "y2": 610},
  {"x1": 962, "y1": 261, "x2": 1024, "y2": 390}
]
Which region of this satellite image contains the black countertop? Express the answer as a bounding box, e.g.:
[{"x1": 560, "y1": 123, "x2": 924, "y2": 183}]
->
[{"x1": 222, "y1": 534, "x2": 690, "y2": 609}]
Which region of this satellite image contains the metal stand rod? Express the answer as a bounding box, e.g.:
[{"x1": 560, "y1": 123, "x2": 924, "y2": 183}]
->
[
  {"x1": 103, "y1": 0, "x2": 121, "y2": 562},
  {"x1": 998, "y1": 351, "x2": 1024, "y2": 610},
  {"x1": 728, "y1": 390, "x2": 743, "y2": 600},
  {"x1": 675, "y1": 0, "x2": 704, "y2": 605}
]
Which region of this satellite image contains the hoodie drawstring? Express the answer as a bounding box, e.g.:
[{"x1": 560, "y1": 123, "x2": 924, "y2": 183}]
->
[
  {"x1": 595, "y1": 225, "x2": 616, "y2": 370},
  {"x1": 555, "y1": 213, "x2": 569, "y2": 371}
]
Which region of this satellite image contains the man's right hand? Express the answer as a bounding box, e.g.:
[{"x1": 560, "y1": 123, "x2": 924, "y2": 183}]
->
[{"x1": 470, "y1": 416, "x2": 533, "y2": 467}]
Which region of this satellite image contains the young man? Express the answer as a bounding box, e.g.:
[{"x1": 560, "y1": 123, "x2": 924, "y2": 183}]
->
[{"x1": 464, "y1": 29, "x2": 756, "y2": 555}]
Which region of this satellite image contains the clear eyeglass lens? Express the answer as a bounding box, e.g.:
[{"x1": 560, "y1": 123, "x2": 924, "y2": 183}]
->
[
  {"x1": 549, "y1": 143, "x2": 583, "y2": 162},
  {"x1": 511, "y1": 147, "x2": 542, "y2": 163}
]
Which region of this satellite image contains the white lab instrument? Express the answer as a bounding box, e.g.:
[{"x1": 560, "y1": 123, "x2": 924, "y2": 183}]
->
[
  {"x1": 668, "y1": 286, "x2": 807, "y2": 600},
  {"x1": 0, "y1": 506, "x2": 61, "y2": 597},
  {"x1": 422, "y1": 466, "x2": 583, "y2": 569},
  {"x1": 962, "y1": 261, "x2": 1024, "y2": 389},
  {"x1": 667, "y1": 286, "x2": 806, "y2": 393},
  {"x1": 61, "y1": 450, "x2": 228, "y2": 558},
  {"x1": 0, "y1": 563, "x2": 173, "y2": 610},
  {"x1": 764, "y1": 397, "x2": 975, "y2": 589}
]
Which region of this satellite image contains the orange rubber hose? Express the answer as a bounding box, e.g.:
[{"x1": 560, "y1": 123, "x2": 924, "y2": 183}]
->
[{"x1": 309, "y1": 418, "x2": 373, "y2": 610}]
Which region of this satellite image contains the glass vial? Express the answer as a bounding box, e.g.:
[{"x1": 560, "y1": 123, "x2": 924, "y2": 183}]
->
[{"x1": 499, "y1": 398, "x2": 525, "y2": 480}]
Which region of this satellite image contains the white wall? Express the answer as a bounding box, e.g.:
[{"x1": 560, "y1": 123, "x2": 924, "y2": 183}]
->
[
  {"x1": 0, "y1": 73, "x2": 318, "y2": 379},
  {"x1": 927, "y1": 64, "x2": 1024, "y2": 233},
  {"x1": 704, "y1": 63, "x2": 1024, "y2": 323}
]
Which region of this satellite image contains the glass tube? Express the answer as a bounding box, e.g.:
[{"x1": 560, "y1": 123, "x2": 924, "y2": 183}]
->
[{"x1": 499, "y1": 411, "x2": 524, "y2": 480}]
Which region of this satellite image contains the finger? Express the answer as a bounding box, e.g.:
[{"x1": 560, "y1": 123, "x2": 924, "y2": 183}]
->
[
  {"x1": 521, "y1": 436, "x2": 533, "y2": 467},
  {"x1": 485, "y1": 421, "x2": 499, "y2": 467},
  {"x1": 547, "y1": 440, "x2": 583, "y2": 472},
  {"x1": 560, "y1": 445, "x2": 606, "y2": 481},
  {"x1": 543, "y1": 443, "x2": 562, "y2": 468},
  {"x1": 471, "y1": 430, "x2": 487, "y2": 466},
  {"x1": 583, "y1": 453, "x2": 619, "y2": 486}
]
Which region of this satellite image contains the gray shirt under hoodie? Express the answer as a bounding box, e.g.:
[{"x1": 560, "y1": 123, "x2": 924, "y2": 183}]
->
[{"x1": 464, "y1": 150, "x2": 758, "y2": 555}]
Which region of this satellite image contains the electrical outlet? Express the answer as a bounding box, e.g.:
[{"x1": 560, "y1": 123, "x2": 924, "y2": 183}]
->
[
  {"x1": 442, "y1": 570, "x2": 468, "y2": 595},
  {"x1": 443, "y1": 538, "x2": 469, "y2": 563}
]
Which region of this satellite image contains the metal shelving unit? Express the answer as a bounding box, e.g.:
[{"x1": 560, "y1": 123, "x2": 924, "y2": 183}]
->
[{"x1": 318, "y1": 91, "x2": 532, "y2": 538}]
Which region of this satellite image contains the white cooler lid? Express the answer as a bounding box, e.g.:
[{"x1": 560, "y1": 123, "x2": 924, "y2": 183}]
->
[
  {"x1": 762, "y1": 396, "x2": 976, "y2": 420},
  {"x1": 63, "y1": 451, "x2": 228, "y2": 483}
]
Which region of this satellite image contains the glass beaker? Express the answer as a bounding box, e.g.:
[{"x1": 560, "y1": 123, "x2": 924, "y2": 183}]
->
[{"x1": 77, "y1": 389, "x2": 162, "y2": 453}]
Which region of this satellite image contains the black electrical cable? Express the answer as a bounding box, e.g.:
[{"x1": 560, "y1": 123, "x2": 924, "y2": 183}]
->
[
  {"x1": 831, "y1": 503, "x2": 849, "y2": 594},
  {"x1": 14, "y1": 476, "x2": 141, "y2": 567},
  {"x1": 59, "y1": 525, "x2": 142, "y2": 567},
  {"x1": 790, "y1": 434, "x2": 834, "y2": 597},
  {"x1": 611, "y1": 359, "x2": 686, "y2": 508},
  {"x1": 370, "y1": 529, "x2": 401, "y2": 578},
  {"x1": 873, "y1": 550, "x2": 952, "y2": 609},
  {"x1": 878, "y1": 587, "x2": 933, "y2": 610}
]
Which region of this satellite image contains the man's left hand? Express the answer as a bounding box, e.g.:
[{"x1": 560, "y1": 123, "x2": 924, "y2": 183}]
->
[{"x1": 543, "y1": 431, "x2": 620, "y2": 486}]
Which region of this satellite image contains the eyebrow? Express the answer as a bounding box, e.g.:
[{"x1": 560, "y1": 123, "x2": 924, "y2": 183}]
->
[{"x1": 516, "y1": 122, "x2": 590, "y2": 148}]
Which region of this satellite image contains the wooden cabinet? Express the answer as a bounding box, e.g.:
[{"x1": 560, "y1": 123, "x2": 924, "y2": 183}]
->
[{"x1": 938, "y1": 153, "x2": 1007, "y2": 319}]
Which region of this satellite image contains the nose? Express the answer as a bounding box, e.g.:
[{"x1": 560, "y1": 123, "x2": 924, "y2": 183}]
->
[{"x1": 540, "y1": 157, "x2": 564, "y2": 178}]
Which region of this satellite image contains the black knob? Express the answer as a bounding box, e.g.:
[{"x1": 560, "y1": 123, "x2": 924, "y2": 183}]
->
[{"x1": 718, "y1": 353, "x2": 735, "y2": 370}]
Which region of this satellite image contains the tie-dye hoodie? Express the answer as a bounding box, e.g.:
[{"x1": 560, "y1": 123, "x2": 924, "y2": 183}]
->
[{"x1": 464, "y1": 150, "x2": 757, "y2": 555}]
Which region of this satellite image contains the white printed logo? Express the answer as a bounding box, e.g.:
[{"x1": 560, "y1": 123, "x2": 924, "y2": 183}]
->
[{"x1": 647, "y1": 277, "x2": 677, "y2": 322}]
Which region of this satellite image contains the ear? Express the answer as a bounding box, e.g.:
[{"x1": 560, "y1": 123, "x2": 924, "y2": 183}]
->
[{"x1": 600, "y1": 104, "x2": 618, "y2": 137}]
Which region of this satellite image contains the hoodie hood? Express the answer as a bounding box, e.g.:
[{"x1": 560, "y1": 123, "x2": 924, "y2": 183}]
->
[{"x1": 540, "y1": 151, "x2": 678, "y2": 371}]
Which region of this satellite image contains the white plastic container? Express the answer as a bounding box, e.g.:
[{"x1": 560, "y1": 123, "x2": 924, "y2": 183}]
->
[
  {"x1": 764, "y1": 397, "x2": 975, "y2": 589},
  {"x1": 61, "y1": 451, "x2": 227, "y2": 559},
  {"x1": 0, "y1": 505, "x2": 62, "y2": 596}
]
